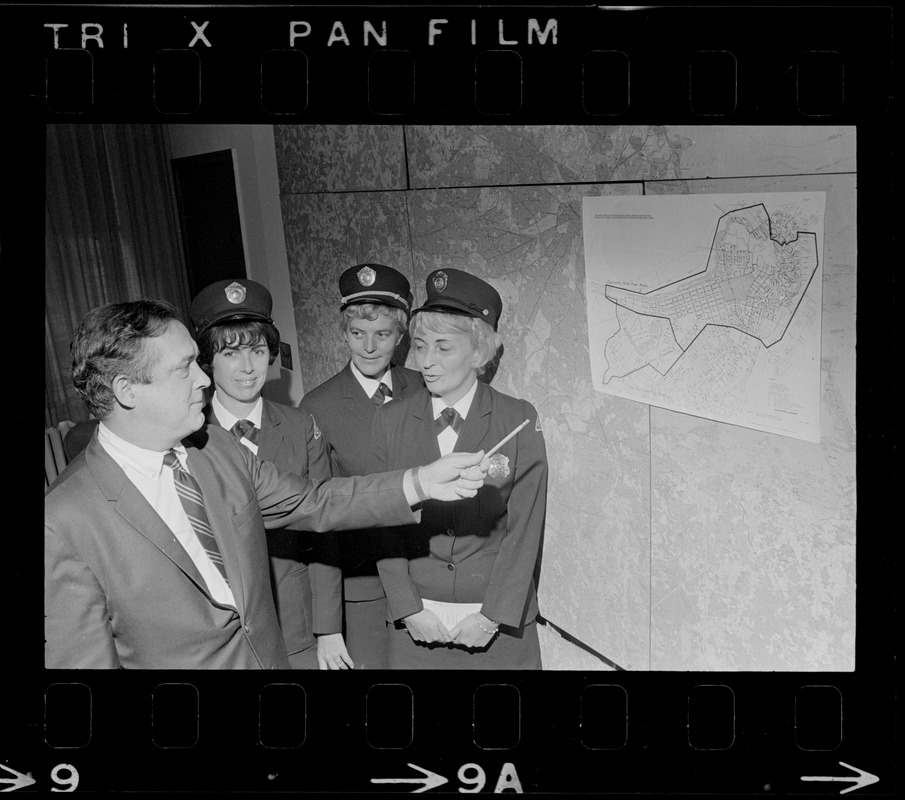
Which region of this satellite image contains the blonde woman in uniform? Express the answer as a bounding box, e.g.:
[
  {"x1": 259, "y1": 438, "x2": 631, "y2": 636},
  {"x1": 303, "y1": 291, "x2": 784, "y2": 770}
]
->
[{"x1": 369, "y1": 268, "x2": 548, "y2": 669}]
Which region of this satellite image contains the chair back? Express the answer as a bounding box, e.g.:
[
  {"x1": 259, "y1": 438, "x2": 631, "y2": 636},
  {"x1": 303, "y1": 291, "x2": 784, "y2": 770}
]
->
[{"x1": 45, "y1": 421, "x2": 76, "y2": 489}]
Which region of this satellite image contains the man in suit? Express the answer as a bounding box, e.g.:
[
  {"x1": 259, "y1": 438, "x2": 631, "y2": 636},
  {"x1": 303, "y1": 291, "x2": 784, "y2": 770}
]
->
[
  {"x1": 190, "y1": 278, "x2": 343, "y2": 669},
  {"x1": 299, "y1": 264, "x2": 423, "y2": 669},
  {"x1": 44, "y1": 298, "x2": 487, "y2": 669}
]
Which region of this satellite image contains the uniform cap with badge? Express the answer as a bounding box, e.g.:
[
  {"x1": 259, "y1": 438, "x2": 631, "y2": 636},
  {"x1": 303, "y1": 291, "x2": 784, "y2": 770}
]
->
[
  {"x1": 413, "y1": 268, "x2": 503, "y2": 331},
  {"x1": 339, "y1": 263, "x2": 413, "y2": 313},
  {"x1": 189, "y1": 279, "x2": 274, "y2": 338}
]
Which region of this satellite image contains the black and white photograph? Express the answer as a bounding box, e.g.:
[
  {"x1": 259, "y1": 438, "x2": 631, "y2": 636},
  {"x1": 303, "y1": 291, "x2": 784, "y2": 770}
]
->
[
  {"x1": 13, "y1": 1, "x2": 899, "y2": 795},
  {"x1": 45, "y1": 122, "x2": 859, "y2": 674}
]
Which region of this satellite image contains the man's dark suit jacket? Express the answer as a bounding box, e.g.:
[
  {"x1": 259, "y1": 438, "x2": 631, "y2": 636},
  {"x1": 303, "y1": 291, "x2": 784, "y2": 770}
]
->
[
  {"x1": 298, "y1": 362, "x2": 423, "y2": 625},
  {"x1": 44, "y1": 424, "x2": 416, "y2": 669},
  {"x1": 207, "y1": 399, "x2": 336, "y2": 663}
]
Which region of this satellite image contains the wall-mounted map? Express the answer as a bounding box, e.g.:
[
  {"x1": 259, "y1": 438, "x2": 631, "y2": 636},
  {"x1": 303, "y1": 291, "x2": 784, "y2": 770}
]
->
[{"x1": 583, "y1": 193, "x2": 826, "y2": 441}]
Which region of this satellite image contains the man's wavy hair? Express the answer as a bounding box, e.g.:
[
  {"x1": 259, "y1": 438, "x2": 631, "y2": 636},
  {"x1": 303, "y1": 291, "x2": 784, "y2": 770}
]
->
[{"x1": 71, "y1": 299, "x2": 184, "y2": 419}]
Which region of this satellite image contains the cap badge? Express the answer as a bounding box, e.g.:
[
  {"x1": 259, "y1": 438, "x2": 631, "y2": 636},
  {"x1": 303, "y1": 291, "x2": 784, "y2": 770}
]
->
[
  {"x1": 358, "y1": 266, "x2": 377, "y2": 287},
  {"x1": 432, "y1": 271, "x2": 448, "y2": 293},
  {"x1": 225, "y1": 282, "x2": 247, "y2": 304},
  {"x1": 487, "y1": 453, "x2": 510, "y2": 480}
]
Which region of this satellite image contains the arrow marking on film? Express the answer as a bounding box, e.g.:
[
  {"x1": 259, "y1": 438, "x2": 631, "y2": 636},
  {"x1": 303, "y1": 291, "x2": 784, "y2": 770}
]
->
[
  {"x1": 801, "y1": 761, "x2": 879, "y2": 795},
  {"x1": 0, "y1": 763, "x2": 36, "y2": 792},
  {"x1": 371, "y1": 763, "x2": 448, "y2": 793}
]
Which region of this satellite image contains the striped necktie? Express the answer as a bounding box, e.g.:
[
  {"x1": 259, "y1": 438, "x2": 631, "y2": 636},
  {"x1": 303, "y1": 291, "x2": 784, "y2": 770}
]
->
[
  {"x1": 231, "y1": 418, "x2": 259, "y2": 445},
  {"x1": 435, "y1": 406, "x2": 464, "y2": 435},
  {"x1": 371, "y1": 382, "x2": 392, "y2": 407},
  {"x1": 163, "y1": 450, "x2": 229, "y2": 586}
]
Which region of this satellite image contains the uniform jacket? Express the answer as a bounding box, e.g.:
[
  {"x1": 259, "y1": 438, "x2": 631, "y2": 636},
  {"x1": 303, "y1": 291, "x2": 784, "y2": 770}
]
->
[
  {"x1": 207, "y1": 399, "x2": 338, "y2": 652},
  {"x1": 44, "y1": 424, "x2": 416, "y2": 669},
  {"x1": 299, "y1": 362, "x2": 423, "y2": 617},
  {"x1": 368, "y1": 380, "x2": 548, "y2": 631}
]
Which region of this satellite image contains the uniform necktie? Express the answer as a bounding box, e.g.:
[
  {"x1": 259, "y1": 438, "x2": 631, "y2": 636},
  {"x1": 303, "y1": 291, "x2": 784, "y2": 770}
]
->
[
  {"x1": 371, "y1": 382, "x2": 392, "y2": 407},
  {"x1": 231, "y1": 418, "x2": 259, "y2": 445},
  {"x1": 163, "y1": 450, "x2": 229, "y2": 586},
  {"x1": 435, "y1": 406, "x2": 463, "y2": 435}
]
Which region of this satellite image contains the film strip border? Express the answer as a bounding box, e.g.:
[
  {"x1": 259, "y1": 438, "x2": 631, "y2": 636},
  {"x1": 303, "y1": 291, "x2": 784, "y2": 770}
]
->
[
  {"x1": 19, "y1": 672, "x2": 891, "y2": 794},
  {"x1": 5, "y1": 4, "x2": 895, "y2": 796},
  {"x1": 2, "y1": 6, "x2": 892, "y2": 121}
]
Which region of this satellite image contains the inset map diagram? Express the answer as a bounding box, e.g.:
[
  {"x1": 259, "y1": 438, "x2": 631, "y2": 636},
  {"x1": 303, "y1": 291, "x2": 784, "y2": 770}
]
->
[{"x1": 583, "y1": 193, "x2": 825, "y2": 441}]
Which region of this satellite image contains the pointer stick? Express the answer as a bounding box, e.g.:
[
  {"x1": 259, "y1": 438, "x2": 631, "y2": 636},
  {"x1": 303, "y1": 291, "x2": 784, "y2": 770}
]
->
[{"x1": 483, "y1": 419, "x2": 530, "y2": 459}]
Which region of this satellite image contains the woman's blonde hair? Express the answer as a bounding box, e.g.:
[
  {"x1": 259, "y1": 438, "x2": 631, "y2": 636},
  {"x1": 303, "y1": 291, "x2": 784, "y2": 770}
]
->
[
  {"x1": 340, "y1": 303, "x2": 408, "y2": 337},
  {"x1": 410, "y1": 311, "x2": 503, "y2": 379}
]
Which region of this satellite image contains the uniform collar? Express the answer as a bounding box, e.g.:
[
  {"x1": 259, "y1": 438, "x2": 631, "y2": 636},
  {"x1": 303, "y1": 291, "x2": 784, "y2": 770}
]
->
[
  {"x1": 349, "y1": 359, "x2": 394, "y2": 397},
  {"x1": 211, "y1": 392, "x2": 263, "y2": 432},
  {"x1": 431, "y1": 377, "x2": 478, "y2": 421}
]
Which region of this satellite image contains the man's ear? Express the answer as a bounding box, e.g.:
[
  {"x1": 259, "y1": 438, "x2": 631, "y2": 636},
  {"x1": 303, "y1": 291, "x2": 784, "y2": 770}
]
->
[{"x1": 110, "y1": 374, "x2": 137, "y2": 409}]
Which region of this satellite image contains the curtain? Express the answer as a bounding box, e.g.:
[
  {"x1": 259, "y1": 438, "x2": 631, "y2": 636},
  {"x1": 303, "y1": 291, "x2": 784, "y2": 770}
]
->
[{"x1": 45, "y1": 124, "x2": 191, "y2": 426}]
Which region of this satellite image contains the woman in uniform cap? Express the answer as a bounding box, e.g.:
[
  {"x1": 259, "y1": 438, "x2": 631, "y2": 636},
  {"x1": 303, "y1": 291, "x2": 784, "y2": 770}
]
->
[
  {"x1": 369, "y1": 268, "x2": 548, "y2": 669},
  {"x1": 299, "y1": 264, "x2": 424, "y2": 670},
  {"x1": 190, "y1": 278, "x2": 343, "y2": 670}
]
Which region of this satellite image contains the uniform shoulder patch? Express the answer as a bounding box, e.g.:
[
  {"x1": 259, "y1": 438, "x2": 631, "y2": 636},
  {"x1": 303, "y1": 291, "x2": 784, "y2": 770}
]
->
[
  {"x1": 535, "y1": 416, "x2": 543, "y2": 433},
  {"x1": 310, "y1": 415, "x2": 322, "y2": 439}
]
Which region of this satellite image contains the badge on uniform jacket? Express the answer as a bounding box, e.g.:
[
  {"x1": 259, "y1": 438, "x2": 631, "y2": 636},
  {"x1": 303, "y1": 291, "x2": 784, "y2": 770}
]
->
[
  {"x1": 310, "y1": 415, "x2": 321, "y2": 439},
  {"x1": 487, "y1": 453, "x2": 510, "y2": 480}
]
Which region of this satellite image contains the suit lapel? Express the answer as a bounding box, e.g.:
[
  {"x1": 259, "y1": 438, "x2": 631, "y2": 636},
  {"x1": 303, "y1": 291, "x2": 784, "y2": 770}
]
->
[
  {"x1": 410, "y1": 391, "x2": 441, "y2": 463},
  {"x1": 85, "y1": 436, "x2": 212, "y2": 600},
  {"x1": 455, "y1": 381, "x2": 493, "y2": 454},
  {"x1": 258, "y1": 400, "x2": 283, "y2": 462},
  {"x1": 185, "y1": 439, "x2": 246, "y2": 617},
  {"x1": 340, "y1": 362, "x2": 379, "y2": 427}
]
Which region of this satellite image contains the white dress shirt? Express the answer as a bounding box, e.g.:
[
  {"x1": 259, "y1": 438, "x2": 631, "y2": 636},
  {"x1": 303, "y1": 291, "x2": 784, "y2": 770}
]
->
[
  {"x1": 432, "y1": 378, "x2": 478, "y2": 456},
  {"x1": 96, "y1": 422, "x2": 237, "y2": 608}
]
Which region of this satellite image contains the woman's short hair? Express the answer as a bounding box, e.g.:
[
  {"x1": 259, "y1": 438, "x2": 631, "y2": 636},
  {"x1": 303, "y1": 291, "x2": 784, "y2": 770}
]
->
[
  {"x1": 341, "y1": 303, "x2": 408, "y2": 337},
  {"x1": 196, "y1": 319, "x2": 280, "y2": 372},
  {"x1": 71, "y1": 299, "x2": 184, "y2": 419},
  {"x1": 410, "y1": 310, "x2": 503, "y2": 379}
]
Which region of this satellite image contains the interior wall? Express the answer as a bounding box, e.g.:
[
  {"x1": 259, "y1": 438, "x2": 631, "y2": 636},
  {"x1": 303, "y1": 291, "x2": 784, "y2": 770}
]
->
[
  {"x1": 273, "y1": 125, "x2": 856, "y2": 671},
  {"x1": 167, "y1": 124, "x2": 304, "y2": 404}
]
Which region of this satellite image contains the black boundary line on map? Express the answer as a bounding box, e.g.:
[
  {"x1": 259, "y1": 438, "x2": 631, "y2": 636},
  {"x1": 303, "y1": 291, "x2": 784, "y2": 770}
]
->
[{"x1": 601, "y1": 202, "x2": 823, "y2": 383}]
